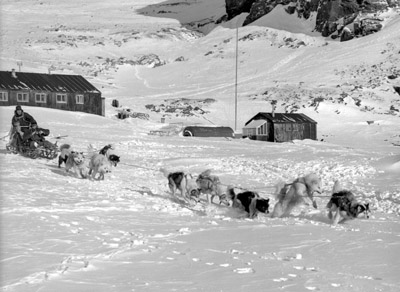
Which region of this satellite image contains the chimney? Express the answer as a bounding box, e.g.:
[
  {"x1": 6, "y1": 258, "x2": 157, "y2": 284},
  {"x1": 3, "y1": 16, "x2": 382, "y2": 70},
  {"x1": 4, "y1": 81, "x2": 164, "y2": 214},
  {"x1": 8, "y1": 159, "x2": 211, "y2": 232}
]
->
[
  {"x1": 11, "y1": 69, "x2": 17, "y2": 78},
  {"x1": 271, "y1": 101, "x2": 277, "y2": 118},
  {"x1": 48, "y1": 65, "x2": 56, "y2": 74}
]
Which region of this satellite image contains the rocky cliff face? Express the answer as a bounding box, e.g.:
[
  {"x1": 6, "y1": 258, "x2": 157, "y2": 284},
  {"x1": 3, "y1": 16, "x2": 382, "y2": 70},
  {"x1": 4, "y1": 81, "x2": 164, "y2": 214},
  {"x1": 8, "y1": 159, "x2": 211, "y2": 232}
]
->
[{"x1": 225, "y1": 0, "x2": 399, "y2": 40}]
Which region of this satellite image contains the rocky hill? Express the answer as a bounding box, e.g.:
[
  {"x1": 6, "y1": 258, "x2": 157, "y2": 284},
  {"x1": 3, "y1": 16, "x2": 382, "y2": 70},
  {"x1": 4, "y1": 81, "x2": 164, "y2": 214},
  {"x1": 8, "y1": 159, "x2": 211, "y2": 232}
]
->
[
  {"x1": 0, "y1": 0, "x2": 399, "y2": 129},
  {"x1": 223, "y1": 0, "x2": 400, "y2": 41}
]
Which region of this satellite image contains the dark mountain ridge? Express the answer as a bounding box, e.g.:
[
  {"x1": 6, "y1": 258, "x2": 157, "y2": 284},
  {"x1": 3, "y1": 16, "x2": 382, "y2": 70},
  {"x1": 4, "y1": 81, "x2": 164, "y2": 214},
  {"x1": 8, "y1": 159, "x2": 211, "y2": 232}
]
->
[{"x1": 223, "y1": 0, "x2": 400, "y2": 41}]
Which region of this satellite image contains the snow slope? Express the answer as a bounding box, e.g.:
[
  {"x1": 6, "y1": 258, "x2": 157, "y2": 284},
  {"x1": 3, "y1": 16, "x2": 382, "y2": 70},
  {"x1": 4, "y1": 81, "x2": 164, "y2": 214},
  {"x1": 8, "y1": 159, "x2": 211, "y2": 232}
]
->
[
  {"x1": 1, "y1": 0, "x2": 400, "y2": 291},
  {"x1": 1, "y1": 105, "x2": 399, "y2": 292}
]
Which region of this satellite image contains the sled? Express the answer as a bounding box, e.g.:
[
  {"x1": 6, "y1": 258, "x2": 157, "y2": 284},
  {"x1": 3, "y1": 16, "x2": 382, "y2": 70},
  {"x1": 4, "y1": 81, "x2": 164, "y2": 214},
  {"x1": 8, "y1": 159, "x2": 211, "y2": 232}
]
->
[
  {"x1": 6, "y1": 128, "x2": 59, "y2": 159},
  {"x1": 6, "y1": 142, "x2": 59, "y2": 159}
]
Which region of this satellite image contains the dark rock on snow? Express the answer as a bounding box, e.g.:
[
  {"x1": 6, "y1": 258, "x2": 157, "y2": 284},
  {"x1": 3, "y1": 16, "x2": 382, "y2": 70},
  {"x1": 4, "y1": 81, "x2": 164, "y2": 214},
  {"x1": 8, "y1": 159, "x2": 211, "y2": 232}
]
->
[{"x1": 224, "y1": 0, "x2": 399, "y2": 41}]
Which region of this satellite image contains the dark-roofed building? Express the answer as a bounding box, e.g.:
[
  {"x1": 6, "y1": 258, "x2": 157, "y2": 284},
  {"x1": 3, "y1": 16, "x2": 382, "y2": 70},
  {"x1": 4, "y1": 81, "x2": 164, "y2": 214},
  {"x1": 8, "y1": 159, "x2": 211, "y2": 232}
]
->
[
  {"x1": 183, "y1": 126, "x2": 234, "y2": 138},
  {"x1": 243, "y1": 112, "x2": 317, "y2": 142},
  {"x1": 0, "y1": 70, "x2": 104, "y2": 116}
]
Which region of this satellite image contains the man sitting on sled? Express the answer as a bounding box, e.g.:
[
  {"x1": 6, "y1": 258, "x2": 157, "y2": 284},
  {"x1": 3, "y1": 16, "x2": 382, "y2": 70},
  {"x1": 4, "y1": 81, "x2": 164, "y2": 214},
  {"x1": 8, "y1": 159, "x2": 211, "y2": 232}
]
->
[{"x1": 9, "y1": 105, "x2": 38, "y2": 151}]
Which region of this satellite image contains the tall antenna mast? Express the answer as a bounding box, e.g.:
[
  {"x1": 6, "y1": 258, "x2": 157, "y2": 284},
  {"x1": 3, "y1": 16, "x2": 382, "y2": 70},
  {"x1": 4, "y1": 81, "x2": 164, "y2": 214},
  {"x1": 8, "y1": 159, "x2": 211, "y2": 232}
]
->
[
  {"x1": 17, "y1": 61, "x2": 23, "y2": 72},
  {"x1": 234, "y1": 25, "x2": 239, "y2": 132}
]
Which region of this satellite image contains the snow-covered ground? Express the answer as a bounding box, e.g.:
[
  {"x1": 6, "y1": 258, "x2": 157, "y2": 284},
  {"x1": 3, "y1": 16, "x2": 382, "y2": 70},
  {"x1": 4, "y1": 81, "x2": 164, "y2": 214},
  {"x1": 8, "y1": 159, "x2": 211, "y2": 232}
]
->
[{"x1": 1, "y1": 1, "x2": 400, "y2": 291}]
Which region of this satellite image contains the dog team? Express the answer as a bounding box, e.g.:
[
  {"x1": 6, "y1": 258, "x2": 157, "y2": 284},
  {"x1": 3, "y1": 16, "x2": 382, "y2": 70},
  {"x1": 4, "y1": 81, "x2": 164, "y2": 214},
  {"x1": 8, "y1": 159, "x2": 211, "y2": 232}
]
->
[
  {"x1": 58, "y1": 143, "x2": 120, "y2": 180},
  {"x1": 160, "y1": 169, "x2": 370, "y2": 226},
  {"x1": 57, "y1": 145, "x2": 370, "y2": 225}
]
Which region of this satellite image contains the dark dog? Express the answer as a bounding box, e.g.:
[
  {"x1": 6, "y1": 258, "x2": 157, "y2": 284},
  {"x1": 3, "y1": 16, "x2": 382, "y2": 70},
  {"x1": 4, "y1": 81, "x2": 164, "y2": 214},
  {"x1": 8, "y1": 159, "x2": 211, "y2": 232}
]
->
[
  {"x1": 58, "y1": 144, "x2": 72, "y2": 168},
  {"x1": 327, "y1": 190, "x2": 370, "y2": 226},
  {"x1": 228, "y1": 187, "x2": 270, "y2": 218},
  {"x1": 99, "y1": 145, "x2": 120, "y2": 166},
  {"x1": 160, "y1": 168, "x2": 201, "y2": 203},
  {"x1": 108, "y1": 154, "x2": 120, "y2": 167},
  {"x1": 99, "y1": 144, "x2": 113, "y2": 155}
]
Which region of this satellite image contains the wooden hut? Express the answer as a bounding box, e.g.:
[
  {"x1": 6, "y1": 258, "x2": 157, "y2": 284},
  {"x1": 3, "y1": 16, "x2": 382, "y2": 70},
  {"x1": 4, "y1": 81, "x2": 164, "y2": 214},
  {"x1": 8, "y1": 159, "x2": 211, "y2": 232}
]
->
[
  {"x1": 183, "y1": 126, "x2": 234, "y2": 138},
  {"x1": 0, "y1": 70, "x2": 104, "y2": 116},
  {"x1": 243, "y1": 112, "x2": 317, "y2": 142}
]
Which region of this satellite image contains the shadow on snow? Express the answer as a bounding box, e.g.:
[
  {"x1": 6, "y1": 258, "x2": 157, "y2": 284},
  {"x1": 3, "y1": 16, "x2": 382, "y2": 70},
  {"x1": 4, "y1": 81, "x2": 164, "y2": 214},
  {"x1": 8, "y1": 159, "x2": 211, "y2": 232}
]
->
[{"x1": 136, "y1": 0, "x2": 226, "y2": 35}]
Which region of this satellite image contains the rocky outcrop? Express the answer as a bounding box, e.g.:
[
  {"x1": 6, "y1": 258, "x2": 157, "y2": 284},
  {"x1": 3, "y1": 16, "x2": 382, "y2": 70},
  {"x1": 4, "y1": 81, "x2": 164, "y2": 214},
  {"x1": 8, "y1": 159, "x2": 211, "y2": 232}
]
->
[
  {"x1": 316, "y1": 0, "x2": 359, "y2": 37},
  {"x1": 225, "y1": 0, "x2": 255, "y2": 19},
  {"x1": 394, "y1": 86, "x2": 400, "y2": 96},
  {"x1": 285, "y1": 0, "x2": 320, "y2": 19},
  {"x1": 243, "y1": 0, "x2": 291, "y2": 26},
  {"x1": 145, "y1": 98, "x2": 215, "y2": 117},
  {"x1": 224, "y1": 0, "x2": 400, "y2": 40}
]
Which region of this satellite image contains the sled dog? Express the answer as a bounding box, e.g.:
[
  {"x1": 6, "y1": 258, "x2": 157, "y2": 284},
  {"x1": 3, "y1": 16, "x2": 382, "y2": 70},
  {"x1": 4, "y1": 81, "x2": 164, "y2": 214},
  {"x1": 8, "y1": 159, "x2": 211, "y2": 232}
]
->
[
  {"x1": 326, "y1": 181, "x2": 370, "y2": 226},
  {"x1": 108, "y1": 154, "x2": 120, "y2": 167},
  {"x1": 90, "y1": 144, "x2": 120, "y2": 167},
  {"x1": 65, "y1": 151, "x2": 87, "y2": 179},
  {"x1": 99, "y1": 144, "x2": 114, "y2": 155},
  {"x1": 58, "y1": 144, "x2": 72, "y2": 167},
  {"x1": 196, "y1": 169, "x2": 230, "y2": 205},
  {"x1": 271, "y1": 173, "x2": 322, "y2": 218},
  {"x1": 160, "y1": 168, "x2": 201, "y2": 203},
  {"x1": 88, "y1": 153, "x2": 112, "y2": 180},
  {"x1": 228, "y1": 187, "x2": 270, "y2": 218}
]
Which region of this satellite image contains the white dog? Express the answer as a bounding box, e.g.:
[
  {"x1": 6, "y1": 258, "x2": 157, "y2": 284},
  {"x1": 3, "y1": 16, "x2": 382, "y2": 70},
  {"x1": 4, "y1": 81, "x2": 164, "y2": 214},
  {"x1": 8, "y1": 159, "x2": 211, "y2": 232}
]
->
[
  {"x1": 88, "y1": 153, "x2": 112, "y2": 180},
  {"x1": 271, "y1": 173, "x2": 322, "y2": 218},
  {"x1": 65, "y1": 151, "x2": 87, "y2": 179},
  {"x1": 195, "y1": 170, "x2": 230, "y2": 205},
  {"x1": 160, "y1": 168, "x2": 201, "y2": 204},
  {"x1": 86, "y1": 144, "x2": 118, "y2": 180}
]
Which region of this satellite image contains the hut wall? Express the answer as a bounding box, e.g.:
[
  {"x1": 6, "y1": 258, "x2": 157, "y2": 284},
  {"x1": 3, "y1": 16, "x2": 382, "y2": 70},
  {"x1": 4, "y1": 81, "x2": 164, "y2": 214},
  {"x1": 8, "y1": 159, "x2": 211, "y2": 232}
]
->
[
  {"x1": 291, "y1": 123, "x2": 304, "y2": 140},
  {"x1": 255, "y1": 135, "x2": 269, "y2": 141},
  {"x1": 101, "y1": 97, "x2": 105, "y2": 116},
  {"x1": 244, "y1": 113, "x2": 317, "y2": 142},
  {"x1": 273, "y1": 123, "x2": 317, "y2": 142},
  {"x1": 300, "y1": 123, "x2": 317, "y2": 140},
  {"x1": 1, "y1": 90, "x2": 103, "y2": 116},
  {"x1": 309, "y1": 123, "x2": 317, "y2": 140},
  {"x1": 243, "y1": 128, "x2": 257, "y2": 137},
  {"x1": 274, "y1": 124, "x2": 287, "y2": 142}
]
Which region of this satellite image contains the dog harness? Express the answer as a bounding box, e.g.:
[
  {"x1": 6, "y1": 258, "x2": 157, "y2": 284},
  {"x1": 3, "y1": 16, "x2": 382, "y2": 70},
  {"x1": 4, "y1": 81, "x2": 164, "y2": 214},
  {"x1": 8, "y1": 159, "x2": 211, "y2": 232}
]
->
[{"x1": 283, "y1": 178, "x2": 319, "y2": 209}]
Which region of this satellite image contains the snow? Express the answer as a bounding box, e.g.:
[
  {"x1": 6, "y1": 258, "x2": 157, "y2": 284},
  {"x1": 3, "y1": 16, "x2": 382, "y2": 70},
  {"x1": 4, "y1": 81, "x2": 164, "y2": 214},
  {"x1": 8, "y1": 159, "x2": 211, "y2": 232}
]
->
[
  {"x1": 1, "y1": 0, "x2": 400, "y2": 291},
  {"x1": 252, "y1": 5, "x2": 320, "y2": 36}
]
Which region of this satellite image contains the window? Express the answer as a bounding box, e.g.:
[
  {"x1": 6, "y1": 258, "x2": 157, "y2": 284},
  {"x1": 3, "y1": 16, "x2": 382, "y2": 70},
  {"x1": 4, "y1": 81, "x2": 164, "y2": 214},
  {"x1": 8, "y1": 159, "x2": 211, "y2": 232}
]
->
[
  {"x1": 257, "y1": 123, "x2": 268, "y2": 135},
  {"x1": 17, "y1": 92, "x2": 29, "y2": 102},
  {"x1": 0, "y1": 91, "x2": 8, "y2": 101},
  {"x1": 56, "y1": 93, "x2": 67, "y2": 103},
  {"x1": 35, "y1": 93, "x2": 47, "y2": 103},
  {"x1": 76, "y1": 94, "x2": 84, "y2": 104}
]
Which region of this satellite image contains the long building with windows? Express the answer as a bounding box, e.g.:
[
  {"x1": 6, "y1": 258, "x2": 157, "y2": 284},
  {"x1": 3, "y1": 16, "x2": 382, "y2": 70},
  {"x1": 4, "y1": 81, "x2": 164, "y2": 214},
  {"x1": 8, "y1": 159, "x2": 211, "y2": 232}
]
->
[{"x1": 0, "y1": 70, "x2": 104, "y2": 116}]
